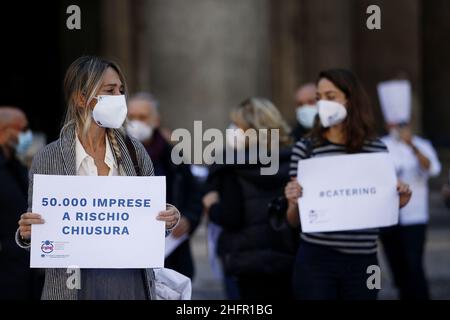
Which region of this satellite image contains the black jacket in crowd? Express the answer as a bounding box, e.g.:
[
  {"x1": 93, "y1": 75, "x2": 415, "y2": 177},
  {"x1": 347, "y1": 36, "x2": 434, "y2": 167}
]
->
[
  {"x1": 207, "y1": 147, "x2": 298, "y2": 277},
  {"x1": 0, "y1": 149, "x2": 43, "y2": 299}
]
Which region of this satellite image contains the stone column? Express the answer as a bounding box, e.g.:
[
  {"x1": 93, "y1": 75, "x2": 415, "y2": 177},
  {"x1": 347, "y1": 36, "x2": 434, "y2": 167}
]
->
[
  {"x1": 100, "y1": 0, "x2": 136, "y2": 91},
  {"x1": 138, "y1": 0, "x2": 271, "y2": 131},
  {"x1": 353, "y1": 0, "x2": 422, "y2": 133},
  {"x1": 423, "y1": 0, "x2": 450, "y2": 145},
  {"x1": 270, "y1": 0, "x2": 303, "y2": 122},
  {"x1": 299, "y1": 0, "x2": 354, "y2": 79},
  {"x1": 271, "y1": 0, "x2": 354, "y2": 124}
]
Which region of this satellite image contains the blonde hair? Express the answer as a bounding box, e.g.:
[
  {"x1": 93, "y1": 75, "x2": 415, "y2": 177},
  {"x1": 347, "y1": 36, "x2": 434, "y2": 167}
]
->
[
  {"x1": 231, "y1": 97, "x2": 292, "y2": 147},
  {"x1": 62, "y1": 56, "x2": 128, "y2": 165}
]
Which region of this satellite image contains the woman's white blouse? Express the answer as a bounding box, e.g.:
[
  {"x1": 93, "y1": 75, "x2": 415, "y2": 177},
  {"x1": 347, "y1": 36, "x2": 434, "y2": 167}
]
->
[{"x1": 75, "y1": 134, "x2": 120, "y2": 176}]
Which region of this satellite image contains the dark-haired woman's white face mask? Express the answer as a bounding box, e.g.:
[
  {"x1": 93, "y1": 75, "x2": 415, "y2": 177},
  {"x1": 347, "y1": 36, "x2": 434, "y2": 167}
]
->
[
  {"x1": 92, "y1": 95, "x2": 128, "y2": 129},
  {"x1": 317, "y1": 100, "x2": 347, "y2": 128}
]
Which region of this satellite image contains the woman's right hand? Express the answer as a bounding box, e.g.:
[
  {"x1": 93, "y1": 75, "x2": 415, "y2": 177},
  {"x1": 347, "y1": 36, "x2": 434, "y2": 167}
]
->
[
  {"x1": 18, "y1": 213, "x2": 45, "y2": 241},
  {"x1": 202, "y1": 191, "x2": 220, "y2": 214},
  {"x1": 285, "y1": 178, "x2": 303, "y2": 206}
]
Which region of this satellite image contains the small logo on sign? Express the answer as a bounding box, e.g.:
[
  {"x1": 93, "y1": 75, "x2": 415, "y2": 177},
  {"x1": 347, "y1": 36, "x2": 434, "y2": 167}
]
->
[
  {"x1": 41, "y1": 240, "x2": 54, "y2": 254},
  {"x1": 309, "y1": 210, "x2": 318, "y2": 223}
]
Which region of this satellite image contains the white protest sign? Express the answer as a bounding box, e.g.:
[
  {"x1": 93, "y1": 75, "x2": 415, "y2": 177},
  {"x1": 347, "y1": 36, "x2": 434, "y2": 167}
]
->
[
  {"x1": 30, "y1": 175, "x2": 166, "y2": 269},
  {"x1": 297, "y1": 153, "x2": 399, "y2": 233},
  {"x1": 377, "y1": 80, "x2": 412, "y2": 124}
]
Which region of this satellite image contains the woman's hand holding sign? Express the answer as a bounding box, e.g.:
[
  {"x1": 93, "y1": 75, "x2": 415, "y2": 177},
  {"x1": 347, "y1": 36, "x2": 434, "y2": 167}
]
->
[
  {"x1": 285, "y1": 178, "x2": 303, "y2": 227},
  {"x1": 285, "y1": 178, "x2": 303, "y2": 205},
  {"x1": 18, "y1": 212, "x2": 44, "y2": 241},
  {"x1": 157, "y1": 204, "x2": 181, "y2": 231},
  {"x1": 397, "y1": 181, "x2": 412, "y2": 209}
]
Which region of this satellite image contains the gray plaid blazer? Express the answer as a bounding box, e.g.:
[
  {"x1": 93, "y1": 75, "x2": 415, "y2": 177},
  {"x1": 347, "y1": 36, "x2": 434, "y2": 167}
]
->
[{"x1": 15, "y1": 123, "x2": 157, "y2": 300}]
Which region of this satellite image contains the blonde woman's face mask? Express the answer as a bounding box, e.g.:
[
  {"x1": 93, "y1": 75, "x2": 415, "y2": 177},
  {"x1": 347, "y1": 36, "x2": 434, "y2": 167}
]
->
[
  {"x1": 89, "y1": 67, "x2": 127, "y2": 129},
  {"x1": 92, "y1": 95, "x2": 128, "y2": 129}
]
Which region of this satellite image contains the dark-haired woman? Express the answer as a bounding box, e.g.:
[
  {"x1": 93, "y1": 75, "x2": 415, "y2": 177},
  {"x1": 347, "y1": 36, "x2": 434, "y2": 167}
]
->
[{"x1": 285, "y1": 69, "x2": 412, "y2": 300}]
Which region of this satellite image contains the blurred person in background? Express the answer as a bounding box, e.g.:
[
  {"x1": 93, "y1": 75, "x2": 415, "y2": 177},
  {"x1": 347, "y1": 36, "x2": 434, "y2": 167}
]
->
[
  {"x1": 443, "y1": 171, "x2": 450, "y2": 209},
  {"x1": 0, "y1": 106, "x2": 43, "y2": 299},
  {"x1": 285, "y1": 69, "x2": 412, "y2": 300},
  {"x1": 292, "y1": 83, "x2": 318, "y2": 141},
  {"x1": 17, "y1": 132, "x2": 47, "y2": 169},
  {"x1": 127, "y1": 93, "x2": 172, "y2": 188},
  {"x1": 202, "y1": 98, "x2": 297, "y2": 300},
  {"x1": 127, "y1": 93, "x2": 202, "y2": 279},
  {"x1": 378, "y1": 79, "x2": 441, "y2": 300}
]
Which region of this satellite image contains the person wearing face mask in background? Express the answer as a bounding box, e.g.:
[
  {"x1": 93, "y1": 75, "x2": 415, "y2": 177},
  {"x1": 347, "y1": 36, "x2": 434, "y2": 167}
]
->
[
  {"x1": 378, "y1": 79, "x2": 441, "y2": 300},
  {"x1": 284, "y1": 69, "x2": 412, "y2": 300},
  {"x1": 127, "y1": 92, "x2": 203, "y2": 280},
  {"x1": 127, "y1": 93, "x2": 174, "y2": 198},
  {"x1": 16, "y1": 57, "x2": 181, "y2": 300},
  {"x1": 0, "y1": 107, "x2": 44, "y2": 299},
  {"x1": 292, "y1": 83, "x2": 318, "y2": 141},
  {"x1": 202, "y1": 98, "x2": 297, "y2": 300}
]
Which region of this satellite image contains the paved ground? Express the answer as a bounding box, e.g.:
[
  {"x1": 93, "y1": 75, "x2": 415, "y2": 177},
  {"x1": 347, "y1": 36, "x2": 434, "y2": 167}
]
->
[
  {"x1": 379, "y1": 191, "x2": 450, "y2": 300},
  {"x1": 189, "y1": 190, "x2": 450, "y2": 300}
]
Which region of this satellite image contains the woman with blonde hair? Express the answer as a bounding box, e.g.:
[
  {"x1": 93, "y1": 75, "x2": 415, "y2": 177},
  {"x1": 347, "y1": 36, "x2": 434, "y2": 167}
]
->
[
  {"x1": 16, "y1": 56, "x2": 181, "y2": 300},
  {"x1": 203, "y1": 97, "x2": 297, "y2": 300},
  {"x1": 229, "y1": 97, "x2": 292, "y2": 148}
]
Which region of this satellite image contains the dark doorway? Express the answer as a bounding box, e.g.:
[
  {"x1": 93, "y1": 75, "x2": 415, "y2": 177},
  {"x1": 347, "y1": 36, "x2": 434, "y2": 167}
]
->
[{"x1": 0, "y1": 1, "x2": 101, "y2": 142}]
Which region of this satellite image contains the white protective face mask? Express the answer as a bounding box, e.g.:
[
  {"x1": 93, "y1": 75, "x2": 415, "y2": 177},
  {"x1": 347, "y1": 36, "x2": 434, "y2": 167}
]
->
[
  {"x1": 15, "y1": 130, "x2": 33, "y2": 155},
  {"x1": 126, "y1": 120, "x2": 153, "y2": 142},
  {"x1": 92, "y1": 95, "x2": 128, "y2": 129},
  {"x1": 226, "y1": 124, "x2": 247, "y2": 150},
  {"x1": 296, "y1": 105, "x2": 318, "y2": 129},
  {"x1": 317, "y1": 100, "x2": 347, "y2": 128}
]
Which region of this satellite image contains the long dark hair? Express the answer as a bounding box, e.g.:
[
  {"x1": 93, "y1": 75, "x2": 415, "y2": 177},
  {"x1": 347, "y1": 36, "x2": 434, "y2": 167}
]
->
[{"x1": 309, "y1": 69, "x2": 376, "y2": 153}]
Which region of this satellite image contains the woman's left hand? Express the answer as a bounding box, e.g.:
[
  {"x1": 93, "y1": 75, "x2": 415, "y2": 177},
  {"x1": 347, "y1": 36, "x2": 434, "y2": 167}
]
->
[
  {"x1": 157, "y1": 204, "x2": 181, "y2": 231},
  {"x1": 397, "y1": 181, "x2": 412, "y2": 209}
]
